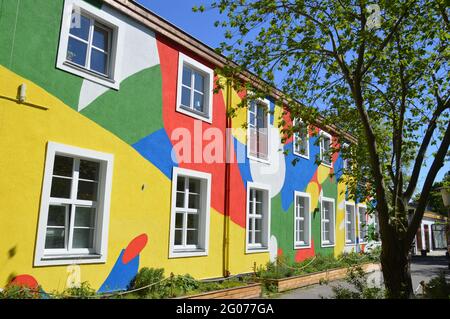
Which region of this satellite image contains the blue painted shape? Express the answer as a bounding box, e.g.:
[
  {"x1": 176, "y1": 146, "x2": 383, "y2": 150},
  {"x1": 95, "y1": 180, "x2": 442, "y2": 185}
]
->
[
  {"x1": 132, "y1": 128, "x2": 178, "y2": 179},
  {"x1": 233, "y1": 137, "x2": 253, "y2": 184},
  {"x1": 98, "y1": 250, "x2": 139, "y2": 293},
  {"x1": 280, "y1": 136, "x2": 321, "y2": 211}
]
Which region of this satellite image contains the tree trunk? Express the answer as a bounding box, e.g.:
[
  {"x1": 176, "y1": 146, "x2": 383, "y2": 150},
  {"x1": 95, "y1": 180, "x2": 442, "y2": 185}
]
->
[{"x1": 380, "y1": 229, "x2": 414, "y2": 298}]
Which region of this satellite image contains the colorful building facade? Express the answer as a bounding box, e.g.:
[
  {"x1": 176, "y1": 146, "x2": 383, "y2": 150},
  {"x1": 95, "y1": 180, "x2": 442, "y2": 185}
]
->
[{"x1": 0, "y1": 0, "x2": 376, "y2": 293}]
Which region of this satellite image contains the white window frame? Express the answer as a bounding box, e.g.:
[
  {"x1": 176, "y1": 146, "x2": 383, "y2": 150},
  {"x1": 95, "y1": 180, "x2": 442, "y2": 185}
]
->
[
  {"x1": 293, "y1": 191, "x2": 311, "y2": 249},
  {"x1": 357, "y1": 204, "x2": 368, "y2": 244},
  {"x1": 342, "y1": 142, "x2": 350, "y2": 170},
  {"x1": 169, "y1": 167, "x2": 211, "y2": 258},
  {"x1": 247, "y1": 98, "x2": 271, "y2": 164},
  {"x1": 246, "y1": 182, "x2": 271, "y2": 253},
  {"x1": 293, "y1": 119, "x2": 310, "y2": 159},
  {"x1": 344, "y1": 202, "x2": 356, "y2": 245},
  {"x1": 320, "y1": 196, "x2": 336, "y2": 247},
  {"x1": 176, "y1": 53, "x2": 214, "y2": 123},
  {"x1": 319, "y1": 130, "x2": 333, "y2": 168},
  {"x1": 34, "y1": 142, "x2": 114, "y2": 266},
  {"x1": 56, "y1": 0, "x2": 124, "y2": 89}
]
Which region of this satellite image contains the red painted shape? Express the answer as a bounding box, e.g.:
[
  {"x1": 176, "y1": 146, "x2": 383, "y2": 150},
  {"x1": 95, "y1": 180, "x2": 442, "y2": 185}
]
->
[
  {"x1": 122, "y1": 234, "x2": 148, "y2": 264},
  {"x1": 294, "y1": 239, "x2": 316, "y2": 262},
  {"x1": 10, "y1": 274, "x2": 39, "y2": 290},
  {"x1": 277, "y1": 248, "x2": 283, "y2": 257},
  {"x1": 156, "y1": 35, "x2": 247, "y2": 228}
]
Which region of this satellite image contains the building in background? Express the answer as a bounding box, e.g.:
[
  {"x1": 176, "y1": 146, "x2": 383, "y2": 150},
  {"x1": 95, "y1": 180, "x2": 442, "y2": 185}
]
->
[{"x1": 0, "y1": 0, "x2": 378, "y2": 293}]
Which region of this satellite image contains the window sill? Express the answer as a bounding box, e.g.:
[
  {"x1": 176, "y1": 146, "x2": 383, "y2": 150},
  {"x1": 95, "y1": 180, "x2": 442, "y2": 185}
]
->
[
  {"x1": 293, "y1": 151, "x2": 310, "y2": 160},
  {"x1": 321, "y1": 242, "x2": 335, "y2": 248},
  {"x1": 57, "y1": 60, "x2": 119, "y2": 90},
  {"x1": 320, "y1": 162, "x2": 333, "y2": 169},
  {"x1": 245, "y1": 246, "x2": 269, "y2": 254},
  {"x1": 294, "y1": 244, "x2": 311, "y2": 250},
  {"x1": 247, "y1": 154, "x2": 271, "y2": 165},
  {"x1": 169, "y1": 249, "x2": 208, "y2": 258},
  {"x1": 35, "y1": 253, "x2": 105, "y2": 266},
  {"x1": 176, "y1": 104, "x2": 212, "y2": 123}
]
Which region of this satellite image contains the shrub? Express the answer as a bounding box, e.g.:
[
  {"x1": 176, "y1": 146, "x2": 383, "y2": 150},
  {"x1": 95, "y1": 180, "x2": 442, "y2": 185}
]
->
[
  {"x1": 422, "y1": 272, "x2": 450, "y2": 299},
  {"x1": 331, "y1": 266, "x2": 385, "y2": 299},
  {"x1": 0, "y1": 284, "x2": 41, "y2": 299},
  {"x1": 52, "y1": 281, "x2": 97, "y2": 299},
  {"x1": 131, "y1": 267, "x2": 165, "y2": 298}
]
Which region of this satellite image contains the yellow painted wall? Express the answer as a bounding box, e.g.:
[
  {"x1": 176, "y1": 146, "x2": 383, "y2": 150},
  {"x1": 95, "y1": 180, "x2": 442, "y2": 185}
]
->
[{"x1": 0, "y1": 66, "x2": 267, "y2": 291}]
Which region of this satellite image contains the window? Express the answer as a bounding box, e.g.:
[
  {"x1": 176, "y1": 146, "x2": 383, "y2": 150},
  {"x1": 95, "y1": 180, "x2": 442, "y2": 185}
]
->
[
  {"x1": 321, "y1": 197, "x2": 335, "y2": 246},
  {"x1": 169, "y1": 167, "x2": 211, "y2": 258},
  {"x1": 176, "y1": 53, "x2": 214, "y2": 122},
  {"x1": 319, "y1": 131, "x2": 332, "y2": 167},
  {"x1": 345, "y1": 202, "x2": 356, "y2": 244},
  {"x1": 248, "y1": 99, "x2": 270, "y2": 162},
  {"x1": 246, "y1": 183, "x2": 271, "y2": 252},
  {"x1": 342, "y1": 143, "x2": 351, "y2": 170},
  {"x1": 294, "y1": 192, "x2": 311, "y2": 248},
  {"x1": 293, "y1": 120, "x2": 309, "y2": 158},
  {"x1": 57, "y1": 0, "x2": 124, "y2": 89},
  {"x1": 35, "y1": 142, "x2": 114, "y2": 266},
  {"x1": 358, "y1": 205, "x2": 367, "y2": 243}
]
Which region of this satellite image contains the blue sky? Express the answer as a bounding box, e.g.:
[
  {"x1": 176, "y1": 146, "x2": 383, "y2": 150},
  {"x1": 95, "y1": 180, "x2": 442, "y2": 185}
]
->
[{"x1": 136, "y1": 0, "x2": 449, "y2": 191}]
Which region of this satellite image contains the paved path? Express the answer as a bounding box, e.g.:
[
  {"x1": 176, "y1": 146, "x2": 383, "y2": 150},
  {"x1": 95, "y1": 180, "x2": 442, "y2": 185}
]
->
[{"x1": 277, "y1": 253, "x2": 450, "y2": 299}]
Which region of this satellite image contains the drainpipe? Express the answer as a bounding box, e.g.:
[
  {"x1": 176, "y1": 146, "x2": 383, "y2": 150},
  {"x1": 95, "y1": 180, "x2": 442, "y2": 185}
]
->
[{"x1": 223, "y1": 80, "x2": 232, "y2": 277}]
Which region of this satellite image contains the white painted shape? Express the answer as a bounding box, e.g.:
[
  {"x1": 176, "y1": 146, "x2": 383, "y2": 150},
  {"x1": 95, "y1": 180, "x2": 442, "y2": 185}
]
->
[
  {"x1": 77, "y1": 4, "x2": 160, "y2": 111},
  {"x1": 269, "y1": 235, "x2": 278, "y2": 262}
]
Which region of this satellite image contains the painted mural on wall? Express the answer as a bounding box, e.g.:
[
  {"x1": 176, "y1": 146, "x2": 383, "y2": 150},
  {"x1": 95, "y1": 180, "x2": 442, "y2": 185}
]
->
[{"x1": 0, "y1": 0, "x2": 368, "y2": 293}]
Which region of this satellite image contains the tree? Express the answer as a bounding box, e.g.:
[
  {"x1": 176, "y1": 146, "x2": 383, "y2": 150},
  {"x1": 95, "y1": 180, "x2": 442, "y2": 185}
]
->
[
  {"x1": 413, "y1": 171, "x2": 450, "y2": 215},
  {"x1": 195, "y1": 0, "x2": 450, "y2": 298}
]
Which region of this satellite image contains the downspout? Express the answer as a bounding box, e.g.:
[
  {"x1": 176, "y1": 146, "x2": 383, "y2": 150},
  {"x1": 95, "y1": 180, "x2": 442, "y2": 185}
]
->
[{"x1": 223, "y1": 80, "x2": 232, "y2": 277}]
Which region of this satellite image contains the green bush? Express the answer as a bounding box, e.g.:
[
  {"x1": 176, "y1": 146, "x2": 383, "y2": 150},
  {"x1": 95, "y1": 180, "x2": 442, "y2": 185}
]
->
[
  {"x1": 131, "y1": 267, "x2": 165, "y2": 298},
  {"x1": 331, "y1": 266, "x2": 385, "y2": 299},
  {"x1": 422, "y1": 272, "x2": 450, "y2": 299},
  {"x1": 0, "y1": 284, "x2": 41, "y2": 299},
  {"x1": 52, "y1": 281, "x2": 97, "y2": 299}
]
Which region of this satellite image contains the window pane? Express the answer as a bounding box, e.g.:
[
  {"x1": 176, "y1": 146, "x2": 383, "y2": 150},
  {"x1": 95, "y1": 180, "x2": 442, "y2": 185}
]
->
[
  {"x1": 176, "y1": 191, "x2": 185, "y2": 208},
  {"x1": 255, "y1": 218, "x2": 262, "y2": 232},
  {"x1": 255, "y1": 189, "x2": 264, "y2": 203},
  {"x1": 194, "y1": 72, "x2": 204, "y2": 92},
  {"x1": 47, "y1": 205, "x2": 66, "y2": 227},
  {"x1": 187, "y1": 213, "x2": 198, "y2": 229},
  {"x1": 175, "y1": 213, "x2": 183, "y2": 228},
  {"x1": 181, "y1": 86, "x2": 191, "y2": 107},
  {"x1": 188, "y1": 193, "x2": 200, "y2": 209},
  {"x1": 174, "y1": 230, "x2": 182, "y2": 245},
  {"x1": 45, "y1": 228, "x2": 66, "y2": 249},
  {"x1": 90, "y1": 48, "x2": 108, "y2": 75},
  {"x1": 53, "y1": 155, "x2": 73, "y2": 177},
  {"x1": 67, "y1": 37, "x2": 88, "y2": 66},
  {"x1": 177, "y1": 177, "x2": 185, "y2": 191},
  {"x1": 77, "y1": 180, "x2": 98, "y2": 201},
  {"x1": 193, "y1": 92, "x2": 204, "y2": 112},
  {"x1": 74, "y1": 206, "x2": 96, "y2": 228},
  {"x1": 188, "y1": 178, "x2": 201, "y2": 194},
  {"x1": 182, "y1": 67, "x2": 192, "y2": 86},
  {"x1": 255, "y1": 230, "x2": 262, "y2": 244},
  {"x1": 93, "y1": 25, "x2": 109, "y2": 50},
  {"x1": 79, "y1": 160, "x2": 99, "y2": 181},
  {"x1": 186, "y1": 229, "x2": 198, "y2": 245},
  {"x1": 72, "y1": 228, "x2": 94, "y2": 249},
  {"x1": 255, "y1": 202, "x2": 263, "y2": 215},
  {"x1": 50, "y1": 177, "x2": 72, "y2": 198},
  {"x1": 69, "y1": 12, "x2": 90, "y2": 40}
]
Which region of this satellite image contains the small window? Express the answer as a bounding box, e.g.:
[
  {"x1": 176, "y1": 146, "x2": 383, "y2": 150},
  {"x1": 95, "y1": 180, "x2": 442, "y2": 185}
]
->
[
  {"x1": 35, "y1": 142, "x2": 114, "y2": 266},
  {"x1": 294, "y1": 192, "x2": 311, "y2": 248},
  {"x1": 169, "y1": 168, "x2": 211, "y2": 258},
  {"x1": 246, "y1": 183, "x2": 271, "y2": 252},
  {"x1": 176, "y1": 53, "x2": 214, "y2": 122},
  {"x1": 248, "y1": 99, "x2": 270, "y2": 162},
  {"x1": 321, "y1": 197, "x2": 335, "y2": 246},
  {"x1": 57, "y1": 0, "x2": 123, "y2": 89},
  {"x1": 358, "y1": 205, "x2": 367, "y2": 243},
  {"x1": 319, "y1": 131, "x2": 332, "y2": 167},
  {"x1": 293, "y1": 120, "x2": 309, "y2": 158},
  {"x1": 345, "y1": 203, "x2": 356, "y2": 244}
]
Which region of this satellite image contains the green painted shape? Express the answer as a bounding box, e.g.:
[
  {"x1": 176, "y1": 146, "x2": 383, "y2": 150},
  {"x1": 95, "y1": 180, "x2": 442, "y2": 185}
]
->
[
  {"x1": 83, "y1": 0, "x2": 102, "y2": 9},
  {"x1": 270, "y1": 194, "x2": 295, "y2": 261},
  {"x1": 80, "y1": 65, "x2": 163, "y2": 145},
  {"x1": 0, "y1": 0, "x2": 82, "y2": 109}
]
